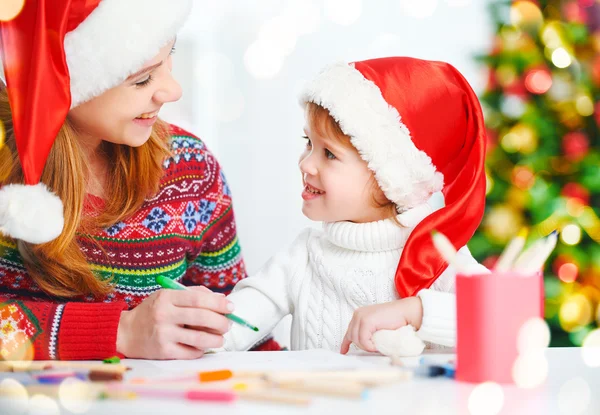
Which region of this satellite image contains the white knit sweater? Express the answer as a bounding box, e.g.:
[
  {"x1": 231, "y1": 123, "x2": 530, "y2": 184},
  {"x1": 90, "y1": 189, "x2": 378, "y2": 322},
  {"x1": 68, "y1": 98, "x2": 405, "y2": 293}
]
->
[{"x1": 224, "y1": 217, "x2": 487, "y2": 352}]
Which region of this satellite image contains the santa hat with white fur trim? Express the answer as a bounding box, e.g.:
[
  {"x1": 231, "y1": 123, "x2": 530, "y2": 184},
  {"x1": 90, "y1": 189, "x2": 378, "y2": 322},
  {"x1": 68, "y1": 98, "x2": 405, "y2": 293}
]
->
[
  {"x1": 0, "y1": 0, "x2": 191, "y2": 244},
  {"x1": 300, "y1": 57, "x2": 487, "y2": 298}
]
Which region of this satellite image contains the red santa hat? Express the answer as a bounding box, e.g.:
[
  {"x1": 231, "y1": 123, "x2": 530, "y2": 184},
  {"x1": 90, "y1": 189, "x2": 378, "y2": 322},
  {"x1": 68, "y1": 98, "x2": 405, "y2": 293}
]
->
[
  {"x1": 0, "y1": 0, "x2": 191, "y2": 244},
  {"x1": 300, "y1": 57, "x2": 487, "y2": 297}
]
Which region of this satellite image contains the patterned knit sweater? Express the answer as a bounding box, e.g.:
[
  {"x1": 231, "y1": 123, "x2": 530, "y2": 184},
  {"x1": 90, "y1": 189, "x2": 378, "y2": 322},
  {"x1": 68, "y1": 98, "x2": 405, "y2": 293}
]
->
[{"x1": 0, "y1": 124, "x2": 278, "y2": 360}]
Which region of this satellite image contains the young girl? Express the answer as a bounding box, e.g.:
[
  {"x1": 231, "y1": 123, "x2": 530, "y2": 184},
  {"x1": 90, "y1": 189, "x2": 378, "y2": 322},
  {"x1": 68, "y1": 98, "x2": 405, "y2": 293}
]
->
[
  {"x1": 222, "y1": 57, "x2": 489, "y2": 354},
  {"x1": 0, "y1": 0, "x2": 279, "y2": 361}
]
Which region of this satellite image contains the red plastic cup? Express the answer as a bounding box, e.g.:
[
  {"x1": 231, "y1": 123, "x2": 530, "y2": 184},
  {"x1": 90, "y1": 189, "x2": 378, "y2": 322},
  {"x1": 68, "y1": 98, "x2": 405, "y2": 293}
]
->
[{"x1": 456, "y1": 271, "x2": 544, "y2": 384}]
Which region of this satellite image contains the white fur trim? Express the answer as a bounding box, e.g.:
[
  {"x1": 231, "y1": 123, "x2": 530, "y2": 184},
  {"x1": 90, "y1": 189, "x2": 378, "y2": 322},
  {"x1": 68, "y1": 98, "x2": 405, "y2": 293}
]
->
[
  {"x1": 65, "y1": 0, "x2": 192, "y2": 108},
  {"x1": 300, "y1": 62, "x2": 444, "y2": 210},
  {"x1": 0, "y1": 183, "x2": 64, "y2": 244},
  {"x1": 373, "y1": 325, "x2": 425, "y2": 357}
]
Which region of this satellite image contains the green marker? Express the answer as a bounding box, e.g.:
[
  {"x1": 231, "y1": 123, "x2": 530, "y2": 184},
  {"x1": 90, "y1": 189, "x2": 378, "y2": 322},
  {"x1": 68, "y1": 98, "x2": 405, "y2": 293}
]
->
[{"x1": 155, "y1": 275, "x2": 259, "y2": 332}]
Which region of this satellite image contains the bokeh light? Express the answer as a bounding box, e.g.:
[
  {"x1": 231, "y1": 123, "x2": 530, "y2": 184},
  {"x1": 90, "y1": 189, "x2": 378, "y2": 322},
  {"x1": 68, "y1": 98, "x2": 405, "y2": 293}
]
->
[
  {"x1": 558, "y1": 377, "x2": 591, "y2": 415},
  {"x1": 560, "y1": 294, "x2": 593, "y2": 331},
  {"x1": 0, "y1": 0, "x2": 25, "y2": 21},
  {"x1": 59, "y1": 378, "x2": 93, "y2": 414},
  {"x1": 500, "y1": 95, "x2": 527, "y2": 118},
  {"x1": 511, "y1": 352, "x2": 549, "y2": 388},
  {"x1": 510, "y1": 1, "x2": 544, "y2": 29},
  {"x1": 496, "y1": 64, "x2": 518, "y2": 87},
  {"x1": 0, "y1": 310, "x2": 35, "y2": 361},
  {"x1": 524, "y1": 68, "x2": 552, "y2": 94},
  {"x1": 484, "y1": 204, "x2": 523, "y2": 243},
  {"x1": 500, "y1": 27, "x2": 525, "y2": 51},
  {"x1": 561, "y1": 224, "x2": 582, "y2": 245},
  {"x1": 0, "y1": 378, "x2": 29, "y2": 414},
  {"x1": 581, "y1": 329, "x2": 600, "y2": 367},
  {"x1": 517, "y1": 317, "x2": 551, "y2": 354},
  {"x1": 541, "y1": 22, "x2": 563, "y2": 50},
  {"x1": 547, "y1": 73, "x2": 574, "y2": 101},
  {"x1": 566, "y1": 199, "x2": 585, "y2": 218},
  {"x1": 512, "y1": 166, "x2": 536, "y2": 189},
  {"x1": 28, "y1": 394, "x2": 59, "y2": 415},
  {"x1": 512, "y1": 124, "x2": 538, "y2": 154},
  {"x1": 467, "y1": 382, "x2": 504, "y2": 415},
  {"x1": 575, "y1": 95, "x2": 594, "y2": 117},
  {"x1": 558, "y1": 263, "x2": 579, "y2": 283},
  {"x1": 506, "y1": 187, "x2": 529, "y2": 209},
  {"x1": 244, "y1": 41, "x2": 285, "y2": 79},
  {"x1": 551, "y1": 48, "x2": 572, "y2": 68},
  {"x1": 501, "y1": 133, "x2": 520, "y2": 153}
]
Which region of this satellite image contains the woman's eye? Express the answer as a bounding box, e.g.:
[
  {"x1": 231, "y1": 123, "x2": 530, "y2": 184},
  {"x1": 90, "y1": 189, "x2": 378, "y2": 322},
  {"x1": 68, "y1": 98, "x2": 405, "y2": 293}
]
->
[{"x1": 135, "y1": 75, "x2": 153, "y2": 88}]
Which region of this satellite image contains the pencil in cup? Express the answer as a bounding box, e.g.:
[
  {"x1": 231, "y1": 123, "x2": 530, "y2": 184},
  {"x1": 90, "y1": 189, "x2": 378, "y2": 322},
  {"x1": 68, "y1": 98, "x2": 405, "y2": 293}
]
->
[
  {"x1": 155, "y1": 275, "x2": 259, "y2": 332},
  {"x1": 494, "y1": 227, "x2": 528, "y2": 272},
  {"x1": 430, "y1": 230, "x2": 469, "y2": 274},
  {"x1": 512, "y1": 230, "x2": 558, "y2": 273}
]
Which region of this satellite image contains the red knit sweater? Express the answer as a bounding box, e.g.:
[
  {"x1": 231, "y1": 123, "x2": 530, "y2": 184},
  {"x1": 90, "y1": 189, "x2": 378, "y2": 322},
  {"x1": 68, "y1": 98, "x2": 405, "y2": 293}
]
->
[{"x1": 0, "y1": 124, "x2": 279, "y2": 360}]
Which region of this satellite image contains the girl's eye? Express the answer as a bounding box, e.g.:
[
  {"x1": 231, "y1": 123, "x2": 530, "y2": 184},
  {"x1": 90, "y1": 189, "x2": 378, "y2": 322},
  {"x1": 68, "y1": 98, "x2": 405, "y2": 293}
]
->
[
  {"x1": 325, "y1": 149, "x2": 336, "y2": 160},
  {"x1": 135, "y1": 74, "x2": 153, "y2": 88},
  {"x1": 303, "y1": 135, "x2": 312, "y2": 147}
]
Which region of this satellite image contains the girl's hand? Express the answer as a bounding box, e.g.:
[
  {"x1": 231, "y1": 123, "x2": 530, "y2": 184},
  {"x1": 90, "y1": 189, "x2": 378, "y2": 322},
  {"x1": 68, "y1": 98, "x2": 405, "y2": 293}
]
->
[
  {"x1": 340, "y1": 296, "x2": 423, "y2": 354},
  {"x1": 116, "y1": 286, "x2": 233, "y2": 359}
]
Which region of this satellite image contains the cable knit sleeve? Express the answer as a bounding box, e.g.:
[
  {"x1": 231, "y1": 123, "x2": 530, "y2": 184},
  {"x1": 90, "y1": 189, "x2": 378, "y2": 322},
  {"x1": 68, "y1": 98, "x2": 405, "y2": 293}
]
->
[
  {"x1": 222, "y1": 229, "x2": 312, "y2": 351},
  {"x1": 416, "y1": 245, "x2": 489, "y2": 347}
]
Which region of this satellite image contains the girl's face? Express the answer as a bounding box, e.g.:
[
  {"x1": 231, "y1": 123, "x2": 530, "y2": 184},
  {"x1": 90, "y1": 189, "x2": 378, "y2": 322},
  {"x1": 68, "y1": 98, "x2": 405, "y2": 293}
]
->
[
  {"x1": 68, "y1": 40, "x2": 181, "y2": 148},
  {"x1": 299, "y1": 115, "x2": 393, "y2": 224}
]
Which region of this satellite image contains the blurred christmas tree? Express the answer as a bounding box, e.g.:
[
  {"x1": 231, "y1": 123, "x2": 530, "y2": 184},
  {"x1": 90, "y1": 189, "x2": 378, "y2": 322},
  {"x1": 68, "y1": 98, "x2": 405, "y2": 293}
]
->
[{"x1": 468, "y1": 0, "x2": 600, "y2": 347}]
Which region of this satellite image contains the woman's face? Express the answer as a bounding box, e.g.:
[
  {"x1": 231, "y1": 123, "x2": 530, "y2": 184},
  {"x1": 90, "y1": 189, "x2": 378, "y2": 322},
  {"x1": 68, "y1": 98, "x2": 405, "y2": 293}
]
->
[{"x1": 68, "y1": 40, "x2": 181, "y2": 148}]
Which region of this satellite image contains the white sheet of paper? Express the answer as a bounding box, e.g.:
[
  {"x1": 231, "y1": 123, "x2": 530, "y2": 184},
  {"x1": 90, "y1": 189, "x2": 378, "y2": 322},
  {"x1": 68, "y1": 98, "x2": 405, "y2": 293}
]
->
[{"x1": 138, "y1": 349, "x2": 384, "y2": 374}]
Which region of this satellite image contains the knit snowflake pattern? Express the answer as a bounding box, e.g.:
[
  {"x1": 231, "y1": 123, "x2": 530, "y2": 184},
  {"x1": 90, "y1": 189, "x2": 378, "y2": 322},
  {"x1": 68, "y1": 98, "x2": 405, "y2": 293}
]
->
[
  {"x1": 182, "y1": 202, "x2": 202, "y2": 233},
  {"x1": 142, "y1": 207, "x2": 172, "y2": 234},
  {"x1": 105, "y1": 221, "x2": 126, "y2": 237},
  {"x1": 198, "y1": 200, "x2": 217, "y2": 225}
]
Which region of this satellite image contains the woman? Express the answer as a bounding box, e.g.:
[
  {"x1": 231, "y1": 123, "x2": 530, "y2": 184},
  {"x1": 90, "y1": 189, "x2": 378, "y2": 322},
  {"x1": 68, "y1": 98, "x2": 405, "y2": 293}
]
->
[{"x1": 0, "y1": 0, "x2": 278, "y2": 360}]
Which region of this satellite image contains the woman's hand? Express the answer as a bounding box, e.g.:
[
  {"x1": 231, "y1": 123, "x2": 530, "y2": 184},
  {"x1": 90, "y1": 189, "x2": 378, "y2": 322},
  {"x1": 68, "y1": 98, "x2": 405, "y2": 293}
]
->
[
  {"x1": 116, "y1": 286, "x2": 233, "y2": 359},
  {"x1": 340, "y1": 296, "x2": 423, "y2": 354}
]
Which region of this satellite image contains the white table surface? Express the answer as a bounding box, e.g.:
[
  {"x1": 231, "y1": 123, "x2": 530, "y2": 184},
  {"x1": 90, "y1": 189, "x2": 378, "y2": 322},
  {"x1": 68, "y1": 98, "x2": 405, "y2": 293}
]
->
[{"x1": 2, "y1": 347, "x2": 599, "y2": 415}]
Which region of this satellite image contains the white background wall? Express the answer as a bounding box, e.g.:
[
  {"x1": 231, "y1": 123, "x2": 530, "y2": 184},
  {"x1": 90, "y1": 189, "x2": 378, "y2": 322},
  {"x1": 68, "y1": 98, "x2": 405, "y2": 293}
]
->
[{"x1": 160, "y1": 0, "x2": 494, "y2": 346}]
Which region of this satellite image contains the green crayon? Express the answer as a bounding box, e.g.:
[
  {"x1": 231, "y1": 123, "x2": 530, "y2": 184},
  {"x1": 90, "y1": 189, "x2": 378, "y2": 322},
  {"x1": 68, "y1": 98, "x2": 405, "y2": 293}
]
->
[{"x1": 155, "y1": 275, "x2": 259, "y2": 332}]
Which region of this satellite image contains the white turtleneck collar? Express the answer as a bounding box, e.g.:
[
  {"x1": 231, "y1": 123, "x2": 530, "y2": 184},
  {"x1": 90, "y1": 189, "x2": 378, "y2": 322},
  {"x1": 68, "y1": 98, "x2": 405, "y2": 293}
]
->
[
  {"x1": 322, "y1": 216, "x2": 411, "y2": 252},
  {"x1": 322, "y1": 192, "x2": 446, "y2": 253}
]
